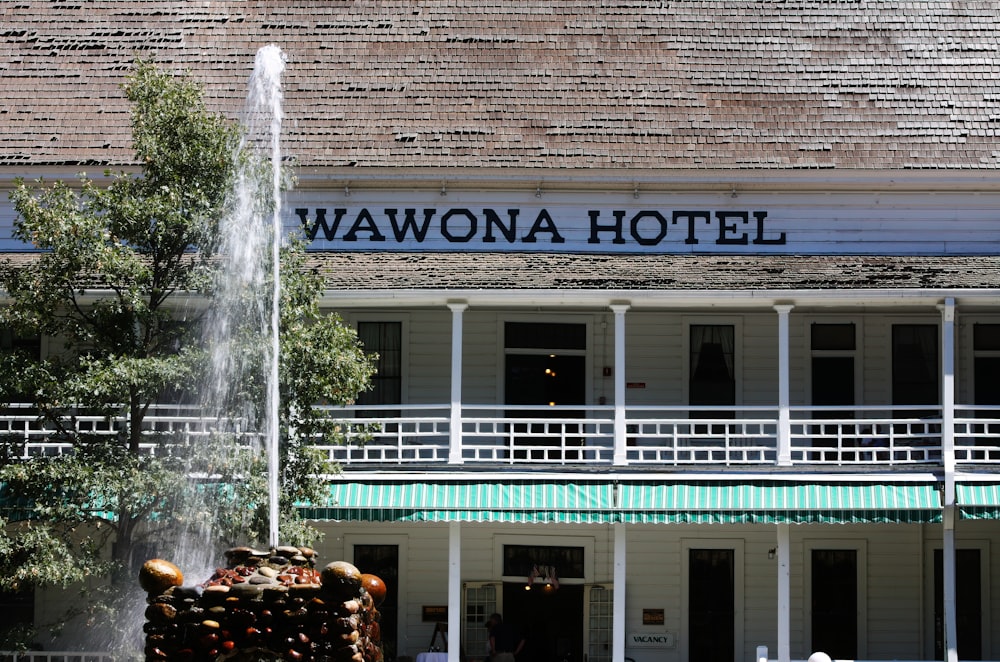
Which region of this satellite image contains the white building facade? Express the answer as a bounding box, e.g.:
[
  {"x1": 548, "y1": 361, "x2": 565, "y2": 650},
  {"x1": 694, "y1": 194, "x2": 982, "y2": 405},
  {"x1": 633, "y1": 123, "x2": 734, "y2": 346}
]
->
[{"x1": 3, "y1": 2, "x2": 1000, "y2": 662}]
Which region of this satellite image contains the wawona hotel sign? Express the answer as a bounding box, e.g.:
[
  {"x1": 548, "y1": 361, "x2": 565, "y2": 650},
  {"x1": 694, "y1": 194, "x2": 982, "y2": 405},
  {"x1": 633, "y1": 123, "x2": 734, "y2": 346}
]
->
[
  {"x1": 295, "y1": 207, "x2": 787, "y2": 249},
  {"x1": 2, "y1": 190, "x2": 999, "y2": 254},
  {"x1": 283, "y1": 189, "x2": 1000, "y2": 255}
]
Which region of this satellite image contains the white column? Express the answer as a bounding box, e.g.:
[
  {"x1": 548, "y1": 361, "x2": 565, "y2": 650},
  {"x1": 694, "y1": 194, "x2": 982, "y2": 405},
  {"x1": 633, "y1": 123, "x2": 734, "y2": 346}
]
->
[
  {"x1": 448, "y1": 302, "x2": 468, "y2": 465},
  {"x1": 774, "y1": 304, "x2": 794, "y2": 466},
  {"x1": 939, "y1": 298, "x2": 958, "y2": 662},
  {"x1": 613, "y1": 523, "x2": 627, "y2": 662},
  {"x1": 776, "y1": 523, "x2": 790, "y2": 662},
  {"x1": 448, "y1": 522, "x2": 462, "y2": 662},
  {"x1": 611, "y1": 304, "x2": 630, "y2": 466}
]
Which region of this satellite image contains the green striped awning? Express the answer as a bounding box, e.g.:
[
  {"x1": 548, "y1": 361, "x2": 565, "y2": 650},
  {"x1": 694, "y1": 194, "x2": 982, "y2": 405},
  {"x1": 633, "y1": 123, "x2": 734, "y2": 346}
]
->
[
  {"x1": 957, "y1": 483, "x2": 1000, "y2": 520},
  {"x1": 303, "y1": 480, "x2": 617, "y2": 524},
  {"x1": 617, "y1": 481, "x2": 942, "y2": 524},
  {"x1": 303, "y1": 479, "x2": 941, "y2": 525}
]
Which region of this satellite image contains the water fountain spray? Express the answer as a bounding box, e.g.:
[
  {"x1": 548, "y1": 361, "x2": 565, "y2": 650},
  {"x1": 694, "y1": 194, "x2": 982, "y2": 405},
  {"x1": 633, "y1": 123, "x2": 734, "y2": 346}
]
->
[
  {"x1": 140, "y1": 46, "x2": 388, "y2": 661},
  {"x1": 205, "y1": 44, "x2": 285, "y2": 549},
  {"x1": 253, "y1": 43, "x2": 285, "y2": 552}
]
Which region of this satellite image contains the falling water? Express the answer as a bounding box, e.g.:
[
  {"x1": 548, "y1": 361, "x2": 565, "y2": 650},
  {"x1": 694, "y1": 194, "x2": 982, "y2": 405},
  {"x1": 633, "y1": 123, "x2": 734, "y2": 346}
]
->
[{"x1": 204, "y1": 43, "x2": 286, "y2": 549}]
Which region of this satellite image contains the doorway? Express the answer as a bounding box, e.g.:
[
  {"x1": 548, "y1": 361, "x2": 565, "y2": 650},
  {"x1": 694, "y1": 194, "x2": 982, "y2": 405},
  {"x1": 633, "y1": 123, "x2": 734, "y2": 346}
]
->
[
  {"x1": 504, "y1": 322, "x2": 587, "y2": 460},
  {"x1": 811, "y1": 549, "x2": 858, "y2": 660},
  {"x1": 688, "y1": 548, "x2": 735, "y2": 662},
  {"x1": 502, "y1": 582, "x2": 583, "y2": 662},
  {"x1": 934, "y1": 548, "x2": 983, "y2": 660}
]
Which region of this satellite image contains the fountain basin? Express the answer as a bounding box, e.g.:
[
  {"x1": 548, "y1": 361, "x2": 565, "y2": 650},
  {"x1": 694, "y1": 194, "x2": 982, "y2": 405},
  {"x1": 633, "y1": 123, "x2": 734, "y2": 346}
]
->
[{"x1": 141, "y1": 548, "x2": 383, "y2": 662}]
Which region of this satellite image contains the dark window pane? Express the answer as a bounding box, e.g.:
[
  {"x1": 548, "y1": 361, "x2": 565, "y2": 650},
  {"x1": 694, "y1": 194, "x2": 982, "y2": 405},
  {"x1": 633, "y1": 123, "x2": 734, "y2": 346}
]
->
[
  {"x1": 502, "y1": 545, "x2": 585, "y2": 578},
  {"x1": 0, "y1": 327, "x2": 40, "y2": 359},
  {"x1": 973, "y1": 324, "x2": 1000, "y2": 351},
  {"x1": 892, "y1": 325, "x2": 938, "y2": 405},
  {"x1": 975, "y1": 357, "x2": 1000, "y2": 406},
  {"x1": 690, "y1": 325, "x2": 735, "y2": 408},
  {"x1": 357, "y1": 322, "x2": 402, "y2": 406},
  {"x1": 811, "y1": 323, "x2": 856, "y2": 351},
  {"x1": 812, "y1": 357, "x2": 855, "y2": 406},
  {"x1": 505, "y1": 322, "x2": 586, "y2": 351}
]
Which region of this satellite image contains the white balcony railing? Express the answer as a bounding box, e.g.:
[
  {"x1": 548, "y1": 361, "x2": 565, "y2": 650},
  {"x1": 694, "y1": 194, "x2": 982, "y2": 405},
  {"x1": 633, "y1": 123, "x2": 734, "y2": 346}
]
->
[{"x1": 3, "y1": 402, "x2": 1000, "y2": 469}]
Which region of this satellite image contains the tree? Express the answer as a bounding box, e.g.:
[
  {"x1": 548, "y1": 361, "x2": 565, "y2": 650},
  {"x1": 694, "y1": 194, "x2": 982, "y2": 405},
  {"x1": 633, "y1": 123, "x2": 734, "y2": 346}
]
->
[{"x1": 0, "y1": 60, "x2": 375, "y2": 650}]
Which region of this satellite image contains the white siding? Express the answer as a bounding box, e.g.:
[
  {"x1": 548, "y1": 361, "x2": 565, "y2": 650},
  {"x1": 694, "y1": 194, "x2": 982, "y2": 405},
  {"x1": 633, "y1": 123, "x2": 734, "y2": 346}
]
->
[{"x1": 307, "y1": 521, "x2": 965, "y2": 662}]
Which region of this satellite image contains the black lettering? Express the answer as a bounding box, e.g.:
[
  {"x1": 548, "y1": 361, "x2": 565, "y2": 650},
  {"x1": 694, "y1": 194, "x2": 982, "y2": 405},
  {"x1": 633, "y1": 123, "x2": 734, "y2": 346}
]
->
[
  {"x1": 629, "y1": 211, "x2": 668, "y2": 246},
  {"x1": 588, "y1": 210, "x2": 625, "y2": 244},
  {"x1": 385, "y1": 208, "x2": 434, "y2": 242},
  {"x1": 672, "y1": 210, "x2": 711, "y2": 245},
  {"x1": 441, "y1": 208, "x2": 477, "y2": 242},
  {"x1": 715, "y1": 211, "x2": 749, "y2": 245},
  {"x1": 483, "y1": 209, "x2": 518, "y2": 243},
  {"x1": 522, "y1": 209, "x2": 565, "y2": 243},
  {"x1": 342, "y1": 208, "x2": 386, "y2": 242},
  {"x1": 297, "y1": 208, "x2": 344, "y2": 241},
  {"x1": 752, "y1": 211, "x2": 786, "y2": 245}
]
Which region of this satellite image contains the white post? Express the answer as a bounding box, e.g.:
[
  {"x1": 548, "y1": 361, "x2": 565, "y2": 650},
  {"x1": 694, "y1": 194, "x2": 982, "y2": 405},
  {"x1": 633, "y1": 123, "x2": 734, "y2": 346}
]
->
[
  {"x1": 939, "y1": 298, "x2": 958, "y2": 662},
  {"x1": 448, "y1": 522, "x2": 462, "y2": 662},
  {"x1": 777, "y1": 523, "x2": 791, "y2": 662},
  {"x1": 611, "y1": 304, "x2": 630, "y2": 466},
  {"x1": 613, "y1": 523, "x2": 627, "y2": 662},
  {"x1": 774, "y1": 304, "x2": 794, "y2": 466},
  {"x1": 448, "y1": 302, "x2": 468, "y2": 465}
]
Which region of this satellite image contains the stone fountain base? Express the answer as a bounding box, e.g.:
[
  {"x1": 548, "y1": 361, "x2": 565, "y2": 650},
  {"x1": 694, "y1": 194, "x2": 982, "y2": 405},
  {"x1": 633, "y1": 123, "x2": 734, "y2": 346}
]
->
[{"x1": 141, "y1": 547, "x2": 385, "y2": 662}]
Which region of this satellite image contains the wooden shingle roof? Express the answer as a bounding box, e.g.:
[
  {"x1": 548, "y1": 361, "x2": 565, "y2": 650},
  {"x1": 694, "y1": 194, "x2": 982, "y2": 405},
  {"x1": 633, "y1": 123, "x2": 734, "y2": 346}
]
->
[{"x1": 3, "y1": 1, "x2": 1000, "y2": 170}]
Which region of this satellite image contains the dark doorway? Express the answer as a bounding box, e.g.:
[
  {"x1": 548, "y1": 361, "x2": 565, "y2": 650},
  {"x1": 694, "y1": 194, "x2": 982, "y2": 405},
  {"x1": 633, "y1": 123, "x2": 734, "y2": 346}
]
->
[
  {"x1": 811, "y1": 549, "x2": 857, "y2": 660},
  {"x1": 812, "y1": 356, "x2": 855, "y2": 408},
  {"x1": 688, "y1": 548, "x2": 735, "y2": 662},
  {"x1": 934, "y1": 548, "x2": 982, "y2": 660},
  {"x1": 354, "y1": 544, "x2": 400, "y2": 662},
  {"x1": 892, "y1": 324, "x2": 938, "y2": 407},
  {"x1": 502, "y1": 582, "x2": 583, "y2": 662},
  {"x1": 504, "y1": 323, "x2": 586, "y2": 460}
]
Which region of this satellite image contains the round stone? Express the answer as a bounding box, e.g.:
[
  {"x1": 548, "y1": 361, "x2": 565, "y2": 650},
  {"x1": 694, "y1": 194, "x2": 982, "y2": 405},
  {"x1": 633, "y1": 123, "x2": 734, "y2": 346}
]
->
[
  {"x1": 139, "y1": 559, "x2": 184, "y2": 595},
  {"x1": 321, "y1": 561, "x2": 363, "y2": 595},
  {"x1": 360, "y1": 574, "x2": 387, "y2": 607}
]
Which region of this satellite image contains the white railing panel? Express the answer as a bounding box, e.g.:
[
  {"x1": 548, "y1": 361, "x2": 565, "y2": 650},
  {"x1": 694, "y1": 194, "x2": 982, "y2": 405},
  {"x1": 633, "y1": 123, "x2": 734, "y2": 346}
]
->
[
  {"x1": 311, "y1": 404, "x2": 451, "y2": 464},
  {"x1": 789, "y1": 405, "x2": 942, "y2": 466},
  {"x1": 626, "y1": 406, "x2": 778, "y2": 465},
  {"x1": 460, "y1": 405, "x2": 614, "y2": 465},
  {"x1": 5, "y1": 402, "x2": 1000, "y2": 468},
  {"x1": 955, "y1": 405, "x2": 1000, "y2": 462}
]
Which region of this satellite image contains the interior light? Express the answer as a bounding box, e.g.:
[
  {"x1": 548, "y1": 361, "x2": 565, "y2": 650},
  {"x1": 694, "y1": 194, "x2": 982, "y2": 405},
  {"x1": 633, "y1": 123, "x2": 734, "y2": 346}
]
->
[{"x1": 549, "y1": 401, "x2": 556, "y2": 406}]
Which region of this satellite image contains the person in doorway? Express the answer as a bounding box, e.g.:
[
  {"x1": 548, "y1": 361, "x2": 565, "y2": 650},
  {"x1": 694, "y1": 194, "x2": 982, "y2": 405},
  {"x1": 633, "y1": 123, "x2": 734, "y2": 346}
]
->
[{"x1": 486, "y1": 613, "x2": 525, "y2": 662}]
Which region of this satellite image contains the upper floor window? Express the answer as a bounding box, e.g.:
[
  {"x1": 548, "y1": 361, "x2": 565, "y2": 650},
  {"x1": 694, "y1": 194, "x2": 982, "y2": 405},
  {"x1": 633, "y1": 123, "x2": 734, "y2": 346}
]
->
[
  {"x1": 689, "y1": 324, "x2": 735, "y2": 408},
  {"x1": 357, "y1": 322, "x2": 402, "y2": 406}
]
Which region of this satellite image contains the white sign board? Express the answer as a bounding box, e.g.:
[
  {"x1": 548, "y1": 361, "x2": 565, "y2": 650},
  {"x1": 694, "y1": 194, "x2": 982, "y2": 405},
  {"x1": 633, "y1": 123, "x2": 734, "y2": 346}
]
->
[{"x1": 627, "y1": 632, "x2": 676, "y2": 648}]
